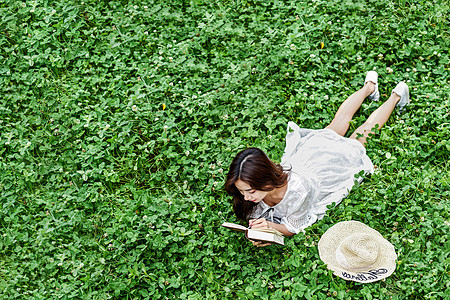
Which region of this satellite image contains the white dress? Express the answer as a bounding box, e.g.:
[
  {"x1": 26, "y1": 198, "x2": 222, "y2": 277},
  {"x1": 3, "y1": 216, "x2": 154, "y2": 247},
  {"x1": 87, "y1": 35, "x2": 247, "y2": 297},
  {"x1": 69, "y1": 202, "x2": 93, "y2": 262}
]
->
[{"x1": 250, "y1": 122, "x2": 374, "y2": 234}]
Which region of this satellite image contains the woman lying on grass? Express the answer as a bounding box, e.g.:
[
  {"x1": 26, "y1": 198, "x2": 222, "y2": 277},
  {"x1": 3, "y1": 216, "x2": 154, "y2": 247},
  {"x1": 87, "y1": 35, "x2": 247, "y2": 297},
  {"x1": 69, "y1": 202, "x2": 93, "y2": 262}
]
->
[{"x1": 225, "y1": 71, "x2": 410, "y2": 246}]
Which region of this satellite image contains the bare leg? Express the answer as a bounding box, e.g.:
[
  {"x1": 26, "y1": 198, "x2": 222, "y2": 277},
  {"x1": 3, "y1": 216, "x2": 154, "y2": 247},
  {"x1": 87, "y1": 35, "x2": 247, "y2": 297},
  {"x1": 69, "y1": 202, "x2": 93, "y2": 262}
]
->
[
  {"x1": 325, "y1": 82, "x2": 375, "y2": 136},
  {"x1": 350, "y1": 92, "x2": 401, "y2": 146}
]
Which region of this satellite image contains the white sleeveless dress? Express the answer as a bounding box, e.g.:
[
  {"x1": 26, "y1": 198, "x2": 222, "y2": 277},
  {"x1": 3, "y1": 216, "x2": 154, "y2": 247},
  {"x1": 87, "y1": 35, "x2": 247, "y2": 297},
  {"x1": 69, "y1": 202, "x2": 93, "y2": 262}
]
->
[{"x1": 250, "y1": 122, "x2": 374, "y2": 234}]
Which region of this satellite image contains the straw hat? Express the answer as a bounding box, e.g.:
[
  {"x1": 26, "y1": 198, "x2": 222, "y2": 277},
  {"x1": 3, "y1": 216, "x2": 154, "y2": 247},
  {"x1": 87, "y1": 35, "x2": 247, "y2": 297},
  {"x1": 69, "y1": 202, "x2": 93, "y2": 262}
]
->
[{"x1": 318, "y1": 221, "x2": 397, "y2": 283}]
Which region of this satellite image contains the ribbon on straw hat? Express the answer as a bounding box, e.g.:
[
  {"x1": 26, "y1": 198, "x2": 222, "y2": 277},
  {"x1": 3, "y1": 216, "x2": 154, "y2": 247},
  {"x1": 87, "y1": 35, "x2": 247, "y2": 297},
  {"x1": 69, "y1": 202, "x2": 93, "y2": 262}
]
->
[{"x1": 318, "y1": 221, "x2": 397, "y2": 283}]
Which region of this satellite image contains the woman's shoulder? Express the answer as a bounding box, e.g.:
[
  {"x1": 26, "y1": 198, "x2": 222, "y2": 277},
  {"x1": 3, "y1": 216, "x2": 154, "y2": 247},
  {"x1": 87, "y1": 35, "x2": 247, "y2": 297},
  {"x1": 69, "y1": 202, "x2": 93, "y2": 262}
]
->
[{"x1": 284, "y1": 172, "x2": 310, "y2": 197}]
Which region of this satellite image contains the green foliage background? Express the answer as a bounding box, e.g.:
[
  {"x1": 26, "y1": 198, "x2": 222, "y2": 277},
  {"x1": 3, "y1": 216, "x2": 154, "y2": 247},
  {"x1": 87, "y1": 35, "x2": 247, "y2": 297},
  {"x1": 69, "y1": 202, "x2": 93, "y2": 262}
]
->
[{"x1": 1, "y1": 0, "x2": 449, "y2": 298}]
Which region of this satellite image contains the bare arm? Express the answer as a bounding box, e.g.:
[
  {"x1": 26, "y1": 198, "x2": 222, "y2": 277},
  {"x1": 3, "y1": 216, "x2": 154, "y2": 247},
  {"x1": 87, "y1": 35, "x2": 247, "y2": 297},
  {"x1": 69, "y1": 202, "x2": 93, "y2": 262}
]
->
[{"x1": 249, "y1": 218, "x2": 295, "y2": 247}]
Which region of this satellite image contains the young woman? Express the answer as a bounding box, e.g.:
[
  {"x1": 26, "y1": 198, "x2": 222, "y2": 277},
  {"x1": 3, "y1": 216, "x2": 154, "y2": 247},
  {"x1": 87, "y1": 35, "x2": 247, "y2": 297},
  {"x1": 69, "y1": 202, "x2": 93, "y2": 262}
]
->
[{"x1": 225, "y1": 71, "x2": 410, "y2": 246}]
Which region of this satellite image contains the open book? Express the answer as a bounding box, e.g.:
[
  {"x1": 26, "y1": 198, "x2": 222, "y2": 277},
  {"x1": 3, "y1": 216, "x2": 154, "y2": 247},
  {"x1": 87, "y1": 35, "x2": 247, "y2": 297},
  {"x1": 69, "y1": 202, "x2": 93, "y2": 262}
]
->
[{"x1": 221, "y1": 222, "x2": 285, "y2": 246}]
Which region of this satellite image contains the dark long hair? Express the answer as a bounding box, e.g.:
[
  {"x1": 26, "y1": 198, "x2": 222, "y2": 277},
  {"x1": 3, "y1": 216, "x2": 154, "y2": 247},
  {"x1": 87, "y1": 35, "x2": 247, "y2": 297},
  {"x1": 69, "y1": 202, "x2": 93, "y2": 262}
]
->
[{"x1": 225, "y1": 148, "x2": 289, "y2": 221}]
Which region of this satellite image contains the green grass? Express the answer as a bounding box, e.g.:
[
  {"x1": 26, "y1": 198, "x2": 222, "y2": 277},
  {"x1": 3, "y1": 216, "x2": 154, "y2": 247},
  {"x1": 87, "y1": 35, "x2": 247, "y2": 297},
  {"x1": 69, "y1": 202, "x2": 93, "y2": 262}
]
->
[{"x1": 0, "y1": 0, "x2": 449, "y2": 298}]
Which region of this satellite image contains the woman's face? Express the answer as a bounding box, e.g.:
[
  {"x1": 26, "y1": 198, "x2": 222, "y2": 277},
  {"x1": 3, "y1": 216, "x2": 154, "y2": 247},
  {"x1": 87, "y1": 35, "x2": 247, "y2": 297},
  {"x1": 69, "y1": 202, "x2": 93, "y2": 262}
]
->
[{"x1": 234, "y1": 180, "x2": 268, "y2": 203}]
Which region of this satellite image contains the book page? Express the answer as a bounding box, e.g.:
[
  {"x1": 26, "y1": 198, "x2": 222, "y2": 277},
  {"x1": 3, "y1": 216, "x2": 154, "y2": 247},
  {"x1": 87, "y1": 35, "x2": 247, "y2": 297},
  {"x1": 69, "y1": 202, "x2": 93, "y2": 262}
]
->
[
  {"x1": 246, "y1": 230, "x2": 285, "y2": 245},
  {"x1": 252, "y1": 228, "x2": 283, "y2": 236},
  {"x1": 221, "y1": 222, "x2": 248, "y2": 232}
]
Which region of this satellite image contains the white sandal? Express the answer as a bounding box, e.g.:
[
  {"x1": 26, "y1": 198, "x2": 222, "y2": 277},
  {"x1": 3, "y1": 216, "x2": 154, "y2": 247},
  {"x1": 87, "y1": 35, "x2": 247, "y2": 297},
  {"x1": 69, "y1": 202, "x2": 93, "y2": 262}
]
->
[
  {"x1": 364, "y1": 71, "x2": 380, "y2": 101},
  {"x1": 392, "y1": 82, "x2": 410, "y2": 112}
]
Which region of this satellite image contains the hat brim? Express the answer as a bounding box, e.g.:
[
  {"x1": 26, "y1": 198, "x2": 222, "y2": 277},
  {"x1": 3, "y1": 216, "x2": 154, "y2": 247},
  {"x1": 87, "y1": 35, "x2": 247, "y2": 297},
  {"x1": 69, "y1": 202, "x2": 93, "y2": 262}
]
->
[{"x1": 318, "y1": 221, "x2": 397, "y2": 283}]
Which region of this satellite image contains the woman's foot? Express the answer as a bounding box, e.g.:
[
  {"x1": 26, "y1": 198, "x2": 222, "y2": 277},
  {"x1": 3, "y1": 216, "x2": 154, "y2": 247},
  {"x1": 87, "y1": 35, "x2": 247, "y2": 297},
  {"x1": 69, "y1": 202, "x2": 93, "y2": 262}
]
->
[
  {"x1": 364, "y1": 71, "x2": 380, "y2": 101},
  {"x1": 392, "y1": 82, "x2": 410, "y2": 112}
]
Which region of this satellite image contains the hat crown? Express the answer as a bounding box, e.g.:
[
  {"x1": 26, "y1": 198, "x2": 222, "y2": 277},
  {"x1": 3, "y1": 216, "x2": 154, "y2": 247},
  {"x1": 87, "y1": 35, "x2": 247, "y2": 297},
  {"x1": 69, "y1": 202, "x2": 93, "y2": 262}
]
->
[{"x1": 336, "y1": 233, "x2": 379, "y2": 270}]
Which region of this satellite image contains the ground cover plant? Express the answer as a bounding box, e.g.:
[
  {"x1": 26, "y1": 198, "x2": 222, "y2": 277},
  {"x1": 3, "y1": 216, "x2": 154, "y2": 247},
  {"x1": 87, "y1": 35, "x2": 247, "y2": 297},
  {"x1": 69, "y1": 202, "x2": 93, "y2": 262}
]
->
[{"x1": 0, "y1": 0, "x2": 449, "y2": 298}]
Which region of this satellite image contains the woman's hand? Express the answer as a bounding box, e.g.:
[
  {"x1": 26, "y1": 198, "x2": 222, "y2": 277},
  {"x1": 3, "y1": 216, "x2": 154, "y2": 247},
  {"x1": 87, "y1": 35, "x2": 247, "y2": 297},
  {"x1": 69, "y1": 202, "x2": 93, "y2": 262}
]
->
[
  {"x1": 249, "y1": 218, "x2": 296, "y2": 238},
  {"x1": 249, "y1": 218, "x2": 271, "y2": 230},
  {"x1": 249, "y1": 218, "x2": 272, "y2": 247},
  {"x1": 251, "y1": 240, "x2": 271, "y2": 247}
]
